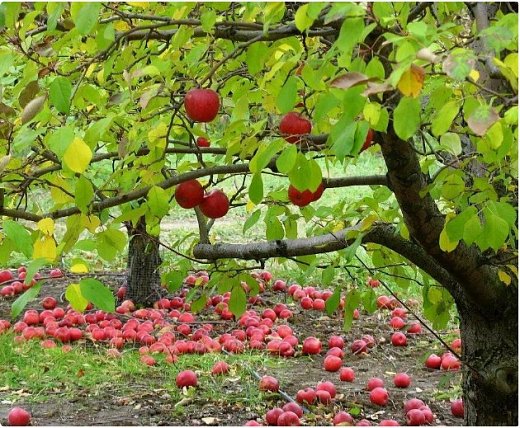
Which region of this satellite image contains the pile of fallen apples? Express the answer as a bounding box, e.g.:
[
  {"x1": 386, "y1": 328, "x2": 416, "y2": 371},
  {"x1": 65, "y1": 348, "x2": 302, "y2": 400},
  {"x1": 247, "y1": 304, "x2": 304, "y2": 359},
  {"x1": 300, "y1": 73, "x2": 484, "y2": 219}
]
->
[{"x1": 0, "y1": 267, "x2": 464, "y2": 426}]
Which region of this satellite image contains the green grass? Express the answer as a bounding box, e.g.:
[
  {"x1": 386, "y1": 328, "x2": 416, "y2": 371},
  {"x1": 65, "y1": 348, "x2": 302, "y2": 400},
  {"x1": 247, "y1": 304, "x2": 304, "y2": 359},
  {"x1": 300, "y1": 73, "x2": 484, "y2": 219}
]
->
[{"x1": 0, "y1": 333, "x2": 286, "y2": 408}]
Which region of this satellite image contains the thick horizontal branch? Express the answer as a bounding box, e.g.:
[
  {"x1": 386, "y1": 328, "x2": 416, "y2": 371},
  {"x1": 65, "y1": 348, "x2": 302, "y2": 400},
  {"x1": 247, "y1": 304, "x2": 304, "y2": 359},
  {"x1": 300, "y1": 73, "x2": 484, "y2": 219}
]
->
[
  {"x1": 193, "y1": 222, "x2": 462, "y2": 296},
  {"x1": 325, "y1": 175, "x2": 388, "y2": 188}
]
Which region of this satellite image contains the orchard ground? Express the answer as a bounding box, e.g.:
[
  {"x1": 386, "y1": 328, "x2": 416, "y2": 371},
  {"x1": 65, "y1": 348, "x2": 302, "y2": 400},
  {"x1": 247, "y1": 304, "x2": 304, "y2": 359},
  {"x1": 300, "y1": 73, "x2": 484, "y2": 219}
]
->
[{"x1": 0, "y1": 271, "x2": 463, "y2": 426}]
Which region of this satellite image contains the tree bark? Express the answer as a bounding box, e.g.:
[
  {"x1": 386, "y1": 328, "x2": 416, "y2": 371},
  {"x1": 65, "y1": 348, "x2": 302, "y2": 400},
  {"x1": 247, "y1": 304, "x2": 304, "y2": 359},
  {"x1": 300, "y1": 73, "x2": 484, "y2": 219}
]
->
[
  {"x1": 125, "y1": 216, "x2": 164, "y2": 306},
  {"x1": 456, "y1": 294, "x2": 518, "y2": 425}
]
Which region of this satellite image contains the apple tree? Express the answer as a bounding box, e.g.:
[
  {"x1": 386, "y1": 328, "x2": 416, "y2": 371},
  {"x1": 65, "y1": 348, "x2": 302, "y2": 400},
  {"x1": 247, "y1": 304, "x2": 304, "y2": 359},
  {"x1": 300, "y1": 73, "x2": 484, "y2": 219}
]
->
[{"x1": 0, "y1": 2, "x2": 517, "y2": 425}]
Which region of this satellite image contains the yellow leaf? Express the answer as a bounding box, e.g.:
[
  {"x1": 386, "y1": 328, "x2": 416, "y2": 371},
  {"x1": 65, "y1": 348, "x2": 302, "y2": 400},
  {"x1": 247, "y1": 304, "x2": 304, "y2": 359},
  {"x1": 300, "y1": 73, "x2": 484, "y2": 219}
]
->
[
  {"x1": 439, "y1": 228, "x2": 458, "y2": 252},
  {"x1": 127, "y1": 2, "x2": 149, "y2": 7},
  {"x1": 33, "y1": 236, "x2": 57, "y2": 262},
  {"x1": 498, "y1": 270, "x2": 511, "y2": 286},
  {"x1": 469, "y1": 69, "x2": 480, "y2": 82},
  {"x1": 246, "y1": 200, "x2": 256, "y2": 212},
  {"x1": 332, "y1": 221, "x2": 345, "y2": 233},
  {"x1": 114, "y1": 21, "x2": 130, "y2": 31},
  {"x1": 50, "y1": 176, "x2": 74, "y2": 204},
  {"x1": 397, "y1": 64, "x2": 425, "y2": 98},
  {"x1": 63, "y1": 138, "x2": 92, "y2": 173},
  {"x1": 360, "y1": 214, "x2": 378, "y2": 231},
  {"x1": 81, "y1": 214, "x2": 100, "y2": 233},
  {"x1": 37, "y1": 218, "x2": 55, "y2": 235},
  {"x1": 70, "y1": 263, "x2": 89, "y2": 273},
  {"x1": 504, "y1": 53, "x2": 518, "y2": 78}
]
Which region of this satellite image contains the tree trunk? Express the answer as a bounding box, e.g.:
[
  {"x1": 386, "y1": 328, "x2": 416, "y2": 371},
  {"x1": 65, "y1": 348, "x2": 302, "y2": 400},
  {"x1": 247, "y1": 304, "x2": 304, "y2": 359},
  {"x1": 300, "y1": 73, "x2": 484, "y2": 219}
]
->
[
  {"x1": 457, "y1": 294, "x2": 518, "y2": 425},
  {"x1": 125, "y1": 217, "x2": 164, "y2": 306}
]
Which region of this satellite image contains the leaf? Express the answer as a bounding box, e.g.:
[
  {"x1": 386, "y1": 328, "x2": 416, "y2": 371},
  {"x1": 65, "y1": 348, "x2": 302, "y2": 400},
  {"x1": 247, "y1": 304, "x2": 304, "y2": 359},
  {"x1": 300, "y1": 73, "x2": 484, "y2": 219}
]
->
[
  {"x1": 243, "y1": 210, "x2": 261, "y2": 233},
  {"x1": 322, "y1": 265, "x2": 335, "y2": 285},
  {"x1": 24, "y1": 258, "x2": 48, "y2": 285},
  {"x1": 325, "y1": 287, "x2": 341, "y2": 316},
  {"x1": 276, "y1": 76, "x2": 298, "y2": 114},
  {"x1": 343, "y1": 289, "x2": 360, "y2": 331},
  {"x1": 65, "y1": 283, "x2": 89, "y2": 312},
  {"x1": 21, "y1": 95, "x2": 46, "y2": 124},
  {"x1": 79, "y1": 278, "x2": 115, "y2": 312},
  {"x1": 3, "y1": 220, "x2": 33, "y2": 257},
  {"x1": 19, "y1": 81, "x2": 40, "y2": 108},
  {"x1": 75, "y1": 176, "x2": 94, "y2": 214},
  {"x1": 63, "y1": 137, "x2": 92, "y2": 173},
  {"x1": 49, "y1": 76, "x2": 72, "y2": 114},
  {"x1": 462, "y1": 214, "x2": 482, "y2": 245},
  {"x1": 330, "y1": 72, "x2": 370, "y2": 90},
  {"x1": 229, "y1": 285, "x2": 246, "y2": 317},
  {"x1": 481, "y1": 212, "x2": 509, "y2": 251},
  {"x1": 276, "y1": 144, "x2": 298, "y2": 174},
  {"x1": 72, "y1": 2, "x2": 101, "y2": 35},
  {"x1": 295, "y1": 4, "x2": 313, "y2": 32},
  {"x1": 439, "y1": 133, "x2": 462, "y2": 155},
  {"x1": 96, "y1": 229, "x2": 126, "y2": 261},
  {"x1": 431, "y1": 101, "x2": 460, "y2": 136},
  {"x1": 439, "y1": 227, "x2": 458, "y2": 252},
  {"x1": 393, "y1": 97, "x2": 420, "y2": 140},
  {"x1": 442, "y1": 49, "x2": 476, "y2": 80},
  {"x1": 498, "y1": 270, "x2": 512, "y2": 286},
  {"x1": 33, "y1": 235, "x2": 57, "y2": 262},
  {"x1": 11, "y1": 283, "x2": 42, "y2": 319},
  {"x1": 249, "y1": 173, "x2": 264, "y2": 205},
  {"x1": 288, "y1": 153, "x2": 311, "y2": 192},
  {"x1": 467, "y1": 105, "x2": 499, "y2": 136},
  {"x1": 48, "y1": 126, "x2": 75, "y2": 158},
  {"x1": 37, "y1": 218, "x2": 54, "y2": 235},
  {"x1": 445, "y1": 207, "x2": 477, "y2": 242},
  {"x1": 330, "y1": 118, "x2": 357, "y2": 162},
  {"x1": 416, "y1": 47, "x2": 439, "y2": 63},
  {"x1": 249, "y1": 140, "x2": 285, "y2": 174},
  {"x1": 397, "y1": 64, "x2": 425, "y2": 97},
  {"x1": 147, "y1": 186, "x2": 170, "y2": 218}
]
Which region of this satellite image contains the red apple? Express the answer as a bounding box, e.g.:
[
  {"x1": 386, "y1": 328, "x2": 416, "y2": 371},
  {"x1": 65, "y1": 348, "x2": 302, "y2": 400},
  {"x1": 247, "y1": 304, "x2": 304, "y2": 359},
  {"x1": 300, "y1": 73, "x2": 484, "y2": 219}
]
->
[
  {"x1": 50, "y1": 268, "x2": 63, "y2": 278},
  {"x1": 316, "y1": 381, "x2": 336, "y2": 398},
  {"x1": 1, "y1": 285, "x2": 15, "y2": 296},
  {"x1": 333, "y1": 411, "x2": 354, "y2": 426},
  {"x1": 7, "y1": 407, "x2": 31, "y2": 426},
  {"x1": 313, "y1": 299, "x2": 326, "y2": 311},
  {"x1": 176, "y1": 370, "x2": 198, "y2": 388},
  {"x1": 441, "y1": 354, "x2": 461, "y2": 370},
  {"x1": 425, "y1": 354, "x2": 442, "y2": 369},
  {"x1": 41, "y1": 296, "x2": 57, "y2": 310},
  {"x1": 390, "y1": 316, "x2": 406, "y2": 330},
  {"x1": 360, "y1": 129, "x2": 375, "y2": 152},
  {"x1": 296, "y1": 388, "x2": 316, "y2": 405},
  {"x1": 315, "y1": 389, "x2": 332, "y2": 404},
  {"x1": 311, "y1": 182, "x2": 325, "y2": 202},
  {"x1": 272, "y1": 279, "x2": 287, "y2": 292},
  {"x1": 175, "y1": 180, "x2": 204, "y2": 209},
  {"x1": 357, "y1": 419, "x2": 372, "y2": 426},
  {"x1": 277, "y1": 411, "x2": 300, "y2": 426},
  {"x1": 391, "y1": 332, "x2": 407, "y2": 347},
  {"x1": 351, "y1": 339, "x2": 368, "y2": 354},
  {"x1": 244, "y1": 420, "x2": 262, "y2": 426},
  {"x1": 266, "y1": 408, "x2": 284, "y2": 425},
  {"x1": 369, "y1": 387, "x2": 389, "y2": 406},
  {"x1": 420, "y1": 406, "x2": 434, "y2": 424},
  {"x1": 394, "y1": 373, "x2": 411, "y2": 388},
  {"x1": 328, "y1": 335, "x2": 345, "y2": 349},
  {"x1": 200, "y1": 189, "x2": 229, "y2": 219},
  {"x1": 0, "y1": 269, "x2": 13, "y2": 283},
  {"x1": 407, "y1": 322, "x2": 422, "y2": 334},
  {"x1": 302, "y1": 337, "x2": 322, "y2": 355},
  {"x1": 327, "y1": 347, "x2": 345, "y2": 359},
  {"x1": 196, "y1": 136, "x2": 211, "y2": 147},
  {"x1": 184, "y1": 88, "x2": 220, "y2": 122},
  {"x1": 339, "y1": 367, "x2": 355, "y2": 382},
  {"x1": 367, "y1": 377, "x2": 385, "y2": 391},
  {"x1": 288, "y1": 185, "x2": 314, "y2": 207},
  {"x1": 324, "y1": 355, "x2": 343, "y2": 372},
  {"x1": 282, "y1": 402, "x2": 303, "y2": 418},
  {"x1": 406, "y1": 409, "x2": 426, "y2": 426},
  {"x1": 279, "y1": 112, "x2": 312, "y2": 144},
  {"x1": 259, "y1": 375, "x2": 279, "y2": 392},
  {"x1": 404, "y1": 399, "x2": 425, "y2": 413},
  {"x1": 451, "y1": 398, "x2": 464, "y2": 418},
  {"x1": 379, "y1": 420, "x2": 399, "y2": 426},
  {"x1": 211, "y1": 361, "x2": 230, "y2": 375}
]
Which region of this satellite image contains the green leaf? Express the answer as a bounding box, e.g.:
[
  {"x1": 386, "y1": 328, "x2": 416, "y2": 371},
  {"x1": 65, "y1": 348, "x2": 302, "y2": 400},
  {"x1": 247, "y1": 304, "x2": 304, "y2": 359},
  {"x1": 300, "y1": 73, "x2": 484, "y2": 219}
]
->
[
  {"x1": 3, "y1": 220, "x2": 32, "y2": 258},
  {"x1": 147, "y1": 186, "x2": 170, "y2": 218},
  {"x1": 343, "y1": 289, "x2": 360, "y2": 331},
  {"x1": 325, "y1": 287, "x2": 341, "y2": 316},
  {"x1": 72, "y1": 2, "x2": 101, "y2": 36},
  {"x1": 330, "y1": 119, "x2": 357, "y2": 162},
  {"x1": 322, "y1": 265, "x2": 335, "y2": 285},
  {"x1": 65, "y1": 283, "x2": 89, "y2": 312},
  {"x1": 47, "y1": 126, "x2": 74, "y2": 158},
  {"x1": 480, "y1": 211, "x2": 510, "y2": 251},
  {"x1": 243, "y1": 210, "x2": 262, "y2": 233},
  {"x1": 11, "y1": 283, "x2": 42, "y2": 319},
  {"x1": 295, "y1": 4, "x2": 313, "y2": 31},
  {"x1": 393, "y1": 97, "x2": 420, "y2": 140},
  {"x1": 47, "y1": 3, "x2": 64, "y2": 31},
  {"x1": 162, "y1": 271, "x2": 185, "y2": 293},
  {"x1": 488, "y1": 201, "x2": 517, "y2": 227},
  {"x1": 79, "y1": 278, "x2": 115, "y2": 312},
  {"x1": 75, "y1": 175, "x2": 94, "y2": 214},
  {"x1": 24, "y1": 258, "x2": 48, "y2": 285},
  {"x1": 441, "y1": 172, "x2": 465, "y2": 200},
  {"x1": 246, "y1": 42, "x2": 269, "y2": 75},
  {"x1": 431, "y1": 101, "x2": 460, "y2": 136},
  {"x1": 361, "y1": 288, "x2": 377, "y2": 313},
  {"x1": 265, "y1": 217, "x2": 284, "y2": 240},
  {"x1": 307, "y1": 158, "x2": 323, "y2": 192},
  {"x1": 190, "y1": 293, "x2": 207, "y2": 313},
  {"x1": 276, "y1": 76, "x2": 298, "y2": 114},
  {"x1": 288, "y1": 153, "x2": 311, "y2": 191},
  {"x1": 229, "y1": 284, "x2": 247, "y2": 317},
  {"x1": 49, "y1": 77, "x2": 72, "y2": 114},
  {"x1": 249, "y1": 173, "x2": 264, "y2": 205},
  {"x1": 276, "y1": 144, "x2": 298, "y2": 174},
  {"x1": 445, "y1": 207, "x2": 477, "y2": 241},
  {"x1": 440, "y1": 133, "x2": 462, "y2": 155},
  {"x1": 462, "y1": 214, "x2": 482, "y2": 245},
  {"x1": 200, "y1": 9, "x2": 217, "y2": 32},
  {"x1": 95, "y1": 229, "x2": 127, "y2": 261},
  {"x1": 249, "y1": 140, "x2": 285, "y2": 173}
]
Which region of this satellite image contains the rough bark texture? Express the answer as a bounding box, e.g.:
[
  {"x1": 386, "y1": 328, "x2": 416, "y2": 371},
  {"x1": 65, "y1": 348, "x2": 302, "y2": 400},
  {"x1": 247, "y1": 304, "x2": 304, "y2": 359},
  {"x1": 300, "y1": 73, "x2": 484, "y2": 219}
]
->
[
  {"x1": 457, "y1": 294, "x2": 518, "y2": 425},
  {"x1": 125, "y1": 217, "x2": 164, "y2": 306}
]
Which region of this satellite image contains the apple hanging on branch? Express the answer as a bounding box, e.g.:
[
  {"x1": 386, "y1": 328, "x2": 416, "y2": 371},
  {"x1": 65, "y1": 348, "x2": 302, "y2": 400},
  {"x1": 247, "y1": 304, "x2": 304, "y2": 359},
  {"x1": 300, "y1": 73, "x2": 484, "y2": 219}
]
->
[
  {"x1": 184, "y1": 88, "x2": 220, "y2": 123},
  {"x1": 174, "y1": 179, "x2": 205, "y2": 209},
  {"x1": 200, "y1": 189, "x2": 229, "y2": 219},
  {"x1": 279, "y1": 112, "x2": 312, "y2": 144},
  {"x1": 288, "y1": 182, "x2": 325, "y2": 207}
]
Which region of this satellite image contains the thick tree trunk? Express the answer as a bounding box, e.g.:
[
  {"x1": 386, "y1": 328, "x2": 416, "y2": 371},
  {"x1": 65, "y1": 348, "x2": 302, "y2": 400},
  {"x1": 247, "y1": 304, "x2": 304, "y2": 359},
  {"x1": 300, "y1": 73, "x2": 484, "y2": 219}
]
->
[
  {"x1": 125, "y1": 217, "x2": 164, "y2": 306},
  {"x1": 457, "y1": 294, "x2": 518, "y2": 425}
]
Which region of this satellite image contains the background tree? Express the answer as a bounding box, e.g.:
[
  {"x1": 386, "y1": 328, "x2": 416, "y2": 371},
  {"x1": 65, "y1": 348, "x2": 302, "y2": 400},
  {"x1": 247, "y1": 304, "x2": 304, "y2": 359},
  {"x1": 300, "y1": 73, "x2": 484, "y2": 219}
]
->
[{"x1": 0, "y1": 2, "x2": 517, "y2": 425}]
